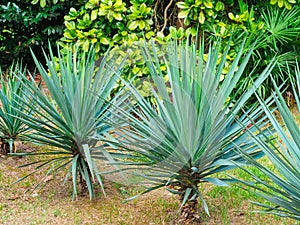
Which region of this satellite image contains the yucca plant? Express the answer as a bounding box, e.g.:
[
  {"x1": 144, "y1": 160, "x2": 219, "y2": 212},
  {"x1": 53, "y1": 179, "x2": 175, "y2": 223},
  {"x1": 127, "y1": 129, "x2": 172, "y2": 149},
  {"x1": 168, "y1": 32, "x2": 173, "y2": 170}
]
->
[
  {"x1": 234, "y1": 65, "x2": 300, "y2": 220},
  {"x1": 104, "y1": 39, "x2": 275, "y2": 221},
  {"x1": 0, "y1": 63, "x2": 31, "y2": 155},
  {"x1": 13, "y1": 45, "x2": 125, "y2": 199}
]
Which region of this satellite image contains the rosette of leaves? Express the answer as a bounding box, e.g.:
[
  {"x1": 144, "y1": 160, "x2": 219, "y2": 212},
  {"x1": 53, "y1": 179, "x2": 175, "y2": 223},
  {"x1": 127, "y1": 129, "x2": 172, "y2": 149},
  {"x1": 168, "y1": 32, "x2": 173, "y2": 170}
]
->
[
  {"x1": 105, "y1": 38, "x2": 275, "y2": 221},
  {"x1": 98, "y1": 0, "x2": 126, "y2": 22},
  {"x1": 128, "y1": 3, "x2": 153, "y2": 31},
  {"x1": 0, "y1": 63, "x2": 31, "y2": 155},
  {"x1": 13, "y1": 45, "x2": 125, "y2": 199}
]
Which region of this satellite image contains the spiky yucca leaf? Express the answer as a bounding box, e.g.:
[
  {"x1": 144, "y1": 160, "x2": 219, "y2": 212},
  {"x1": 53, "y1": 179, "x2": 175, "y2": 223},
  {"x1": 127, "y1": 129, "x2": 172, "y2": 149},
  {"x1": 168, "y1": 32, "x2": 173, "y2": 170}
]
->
[
  {"x1": 0, "y1": 63, "x2": 31, "y2": 154},
  {"x1": 236, "y1": 65, "x2": 300, "y2": 220},
  {"x1": 13, "y1": 45, "x2": 125, "y2": 199},
  {"x1": 291, "y1": 64, "x2": 300, "y2": 111},
  {"x1": 105, "y1": 39, "x2": 274, "y2": 216}
]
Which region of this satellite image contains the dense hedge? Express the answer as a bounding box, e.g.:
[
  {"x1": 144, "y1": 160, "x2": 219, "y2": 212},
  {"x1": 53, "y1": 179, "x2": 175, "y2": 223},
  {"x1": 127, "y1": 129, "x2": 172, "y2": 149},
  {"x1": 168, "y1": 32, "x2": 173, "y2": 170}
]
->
[{"x1": 0, "y1": 0, "x2": 79, "y2": 69}]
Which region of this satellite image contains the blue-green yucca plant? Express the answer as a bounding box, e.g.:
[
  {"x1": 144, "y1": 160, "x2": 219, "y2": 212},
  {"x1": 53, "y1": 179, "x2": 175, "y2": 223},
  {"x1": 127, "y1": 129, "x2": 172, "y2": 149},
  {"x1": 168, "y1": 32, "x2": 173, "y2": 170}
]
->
[
  {"x1": 14, "y1": 45, "x2": 124, "y2": 199},
  {"x1": 105, "y1": 39, "x2": 275, "y2": 221},
  {"x1": 0, "y1": 63, "x2": 31, "y2": 154},
  {"x1": 235, "y1": 65, "x2": 300, "y2": 220}
]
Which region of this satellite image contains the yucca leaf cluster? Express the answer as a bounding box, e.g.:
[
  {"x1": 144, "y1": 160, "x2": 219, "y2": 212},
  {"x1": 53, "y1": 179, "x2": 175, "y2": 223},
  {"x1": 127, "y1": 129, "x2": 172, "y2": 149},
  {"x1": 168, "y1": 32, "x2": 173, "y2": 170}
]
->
[
  {"x1": 103, "y1": 39, "x2": 275, "y2": 216},
  {"x1": 236, "y1": 65, "x2": 300, "y2": 220},
  {"x1": 0, "y1": 63, "x2": 30, "y2": 154},
  {"x1": 11, "y1": 46, "x2": 124, "y2": 199}
]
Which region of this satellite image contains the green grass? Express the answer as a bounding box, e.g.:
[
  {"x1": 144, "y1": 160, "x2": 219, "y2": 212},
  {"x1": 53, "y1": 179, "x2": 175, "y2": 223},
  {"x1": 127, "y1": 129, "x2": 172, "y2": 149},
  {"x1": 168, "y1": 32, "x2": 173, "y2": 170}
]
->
[{"x1": 0, "y1": 144, "x2": 298, "y2": 225}]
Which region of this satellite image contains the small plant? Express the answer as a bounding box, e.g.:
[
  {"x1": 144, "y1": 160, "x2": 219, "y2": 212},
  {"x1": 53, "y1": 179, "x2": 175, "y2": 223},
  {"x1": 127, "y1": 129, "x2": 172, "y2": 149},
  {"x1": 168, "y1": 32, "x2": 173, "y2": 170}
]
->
[
  {"x1": 13, "y1": 45, "x2": 125, "y2": 199},
  {"x1": 0, "y1": 63, "x2": 31, "y2": 155}
]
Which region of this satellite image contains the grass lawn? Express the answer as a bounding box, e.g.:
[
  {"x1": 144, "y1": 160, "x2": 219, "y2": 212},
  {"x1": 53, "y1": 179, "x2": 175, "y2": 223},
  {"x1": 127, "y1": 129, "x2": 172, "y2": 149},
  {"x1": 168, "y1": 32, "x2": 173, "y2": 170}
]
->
[{"x1": 0, "y1": 144, "x2": 297, "y2": 225}]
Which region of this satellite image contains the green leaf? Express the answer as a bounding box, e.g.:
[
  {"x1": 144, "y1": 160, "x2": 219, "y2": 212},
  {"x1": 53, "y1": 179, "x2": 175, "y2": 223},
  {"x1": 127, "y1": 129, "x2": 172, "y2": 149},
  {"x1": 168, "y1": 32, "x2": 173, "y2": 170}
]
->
[
  {"x1": 128, "y1": 21, "x2": 138, "y2": 30},
  {"x1": 180, "y1": 188, "x2": 192, "y2": 210},
  {"x1": 69, "y1": 7, "x2": 78, "y2": 17},
  {"x1": 65, "y1": 21, "x2": 75, "y2": 30},
  {"x1": 178, "y1": 10, "x2": 190, "y2": 19},
  {"x1": 100, "y1": 37, "x2": 110, "y2": 45},
  {"x1": 83, "y1": 40, "x2": 90, "y2": 51},
  {"x1": 198, "y1": 11, "x2": 205, "y2": 24},
  {"x1": 40, "y1": 0, "x2": 46, "y2": 7},
  {"x1": 203, "y1": 0, "x2": 213, "y2": 8},
  {"x1": 72, "y1": 154, "x2": 79, "y2": 199},
  {"x1": 177, "y1": 2, "x2": 189, "y2": 9},
  {"x1": 202, "y1": 178, "x2": 229, "y2": 186},
  {"x1": 113, "y1": 13, "x2": 123, "y2": 21},
  {"x1": 228, "y1": 12, "x2": 235, "y2": 20},
  {"x1": 82, "y1": 144, "x2": 95, "y2": 182},
  {"x1": 31, "y1": 0, "x2": 39, "y2": 5},
  {"x1": 215, "y1": 1, "x2": 225, "y2": 11},
  {"x1": 138, "y1": 20, "x2": 146, "y2": 30},
  {"x1": 91, "y1": 9, "x2": 98, "y2": 20}
]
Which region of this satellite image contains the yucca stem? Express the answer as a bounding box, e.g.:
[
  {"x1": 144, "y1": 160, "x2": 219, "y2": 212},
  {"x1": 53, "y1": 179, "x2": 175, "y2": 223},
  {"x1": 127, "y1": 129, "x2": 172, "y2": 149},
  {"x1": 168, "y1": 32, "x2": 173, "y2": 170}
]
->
[{"x1": 179, "y1": 197, "x2": 200, "y2": 223}]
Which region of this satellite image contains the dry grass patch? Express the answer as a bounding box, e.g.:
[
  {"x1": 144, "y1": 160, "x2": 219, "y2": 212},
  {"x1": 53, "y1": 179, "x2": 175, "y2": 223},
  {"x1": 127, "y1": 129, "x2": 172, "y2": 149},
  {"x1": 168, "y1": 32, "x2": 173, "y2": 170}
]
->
[{"x1": 0, "y1": 145, "x2": 297, "y2": 225}]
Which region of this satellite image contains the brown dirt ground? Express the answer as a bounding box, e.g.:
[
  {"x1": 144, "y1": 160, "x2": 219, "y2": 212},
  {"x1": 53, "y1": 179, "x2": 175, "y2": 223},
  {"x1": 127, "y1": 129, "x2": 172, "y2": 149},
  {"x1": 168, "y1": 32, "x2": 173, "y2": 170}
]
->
[{"x1": 0, "y1": 144, "x2": 296, "y2": 225}]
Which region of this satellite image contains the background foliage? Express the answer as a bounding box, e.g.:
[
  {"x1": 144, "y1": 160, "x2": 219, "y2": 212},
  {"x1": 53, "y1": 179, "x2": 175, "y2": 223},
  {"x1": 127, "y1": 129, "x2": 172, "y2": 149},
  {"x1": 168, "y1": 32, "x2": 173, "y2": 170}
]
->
[
  {"x1": 0, "y1": 0, "x2": 80, "y2": 70},
  {"x1": 1, "y1": 0, "x2": 300, "y2": 84}
]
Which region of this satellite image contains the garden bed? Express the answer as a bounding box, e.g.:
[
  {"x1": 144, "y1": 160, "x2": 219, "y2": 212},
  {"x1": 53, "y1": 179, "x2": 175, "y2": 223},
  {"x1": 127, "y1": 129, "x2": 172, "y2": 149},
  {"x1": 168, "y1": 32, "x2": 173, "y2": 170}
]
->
[{"x1": 0, "y1": 145, "x2": 293, "y2": 225}]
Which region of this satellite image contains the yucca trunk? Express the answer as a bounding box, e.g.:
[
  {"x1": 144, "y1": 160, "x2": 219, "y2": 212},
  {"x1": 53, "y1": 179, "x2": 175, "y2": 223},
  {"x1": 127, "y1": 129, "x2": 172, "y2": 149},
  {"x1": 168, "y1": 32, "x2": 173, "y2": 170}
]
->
[
  {"x1": 0, "y1": 138, "x2": 15, "y2": 155},
  {"x1": 178, "y1": 190, "x2": 201, "y2": 223},
  {"x1": 178, "y1": 174, "x2": 202, "y2": 223}
]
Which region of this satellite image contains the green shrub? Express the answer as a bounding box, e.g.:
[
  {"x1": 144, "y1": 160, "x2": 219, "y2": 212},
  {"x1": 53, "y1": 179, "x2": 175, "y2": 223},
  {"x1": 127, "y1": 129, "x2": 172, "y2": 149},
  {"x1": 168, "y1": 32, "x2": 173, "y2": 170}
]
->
[
  {"x1": 0, "y1": 0, "x2": 79, "y2": 69},
  {"x1": 60, "y1": 0, "x2": 300, "y2": 104}
]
